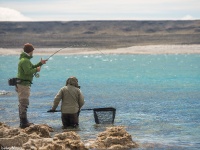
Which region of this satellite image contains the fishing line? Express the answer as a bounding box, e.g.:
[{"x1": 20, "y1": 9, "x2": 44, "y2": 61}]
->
[
  {"x1": 34, "y1": 47, "x2": 68, "y2": 78},
  {"x1": 47, "y1": 47, "x2": 105, "y2": 60},
  {"x1": 35, "y1": 47, "x2": 105, "y2": 78},
  {"x1": 95, "y1": 48, "x2": 105, "y2": 56}
]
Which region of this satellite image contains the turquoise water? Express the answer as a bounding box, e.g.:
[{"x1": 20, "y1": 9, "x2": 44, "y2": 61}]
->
[{"x1": 0, "y1": 52, "x2": 200, "y2": 149}]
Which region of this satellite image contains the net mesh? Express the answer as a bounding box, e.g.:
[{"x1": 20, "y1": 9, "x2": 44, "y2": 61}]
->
[{"x1": 93, "y1": 107, "x2": 116, "y2": 124}]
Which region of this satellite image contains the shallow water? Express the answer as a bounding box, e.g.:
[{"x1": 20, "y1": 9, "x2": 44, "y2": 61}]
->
[{"x1": 0, "y1": 52, "x2": 200, "y2": 149}]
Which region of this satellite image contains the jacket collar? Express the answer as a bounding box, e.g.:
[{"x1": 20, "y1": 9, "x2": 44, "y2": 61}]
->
[{"x1": 19, "y1": 52, "x2": 33, "y2": 59}]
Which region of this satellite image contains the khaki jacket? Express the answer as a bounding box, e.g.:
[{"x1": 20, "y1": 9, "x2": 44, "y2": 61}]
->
[{"x1": 52, "y1": 85, "x2": 84, "y2": 114}]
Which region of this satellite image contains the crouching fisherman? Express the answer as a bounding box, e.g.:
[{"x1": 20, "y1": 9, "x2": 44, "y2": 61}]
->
[
  {"x1": 48, "y1": 76, "x2": 85, "y2": 129},
  {"x1": 16, "y1": 43, "x2": 47, "y2": 128}
]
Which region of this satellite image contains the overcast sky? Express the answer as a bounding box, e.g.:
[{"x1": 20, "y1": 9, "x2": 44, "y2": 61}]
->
[{"x1": 0, "y1": 0, "x2": 199, "y2": 21}]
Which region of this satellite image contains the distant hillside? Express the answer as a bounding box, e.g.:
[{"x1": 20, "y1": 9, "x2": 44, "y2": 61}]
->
[{"x1": 0, "y1": 20, "x2": 200, "y2": 48}]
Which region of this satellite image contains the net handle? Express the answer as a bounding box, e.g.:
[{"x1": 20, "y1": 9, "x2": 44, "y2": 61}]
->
[
  {"x1": 47, "y1": 107, "x2": 115, "y2": 112},
  {"x1": 82, "y1": 108, "x2": 93, "y2": 110},
  {"x1": 47, "y1": 108, "x2": 93, "y2": 112}
]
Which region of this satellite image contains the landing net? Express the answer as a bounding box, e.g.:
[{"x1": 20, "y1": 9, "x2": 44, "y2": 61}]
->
[{"x1": 93, "y1": 107, "x2": 116, "y2": 124}]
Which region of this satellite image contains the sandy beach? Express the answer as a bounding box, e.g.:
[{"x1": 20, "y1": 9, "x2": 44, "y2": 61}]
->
[{"x1": 1, "y1": 45, "x2": 200, "y2": 56}]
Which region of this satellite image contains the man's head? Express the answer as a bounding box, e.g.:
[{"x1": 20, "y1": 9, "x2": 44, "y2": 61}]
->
[
  {"x1": 23, "y1": 43, "x2": 34, "y2": 55},
  {"x1": 66, "y1": 76, "x2": 80, "y2": 88}
]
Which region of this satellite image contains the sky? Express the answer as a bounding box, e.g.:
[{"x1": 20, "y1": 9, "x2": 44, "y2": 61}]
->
[{"x1": 0, "y1": 0, "x2": 199, "y2": 21}]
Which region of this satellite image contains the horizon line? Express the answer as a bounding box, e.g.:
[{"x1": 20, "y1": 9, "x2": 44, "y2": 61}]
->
[{"x1": 0, "y1": 19, "x2": 200, "y2": 22}]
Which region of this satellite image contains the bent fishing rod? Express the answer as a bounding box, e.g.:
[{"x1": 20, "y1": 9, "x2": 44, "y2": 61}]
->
[
  {"x1": 34, "y1": 47, "x2": 68, "y2": 78},
  {"x1": 34, "y1": 47, "x2": 105, "y2": 78},
  {"x1": 46, "y1": 47, "x2": 68, "y2": 60},
  {"x1": 46, "y1": 47, "x2": 105, "y2": 60}
]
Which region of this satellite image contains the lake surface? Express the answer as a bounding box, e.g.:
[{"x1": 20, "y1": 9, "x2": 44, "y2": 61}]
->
[{"x1": 0, "y1": 52, "x2": 200, "y2": 149}]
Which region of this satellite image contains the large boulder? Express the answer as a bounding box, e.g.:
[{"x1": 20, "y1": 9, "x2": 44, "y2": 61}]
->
[{"x1": 88, "y1": 126, "x2": 138, "y2": 149}]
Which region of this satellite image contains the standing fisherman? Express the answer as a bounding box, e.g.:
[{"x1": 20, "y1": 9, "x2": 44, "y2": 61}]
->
[{"x1": 16, "y1": 43, "x2": 47, "y2": 128}]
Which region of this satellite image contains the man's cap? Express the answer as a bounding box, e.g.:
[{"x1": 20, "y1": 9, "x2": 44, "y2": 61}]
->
[{"x1": 23, "y1": 43, "x2": 34, "y2": 53}]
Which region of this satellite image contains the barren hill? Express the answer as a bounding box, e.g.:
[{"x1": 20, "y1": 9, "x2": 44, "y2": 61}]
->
[{"x1": 0, "y1": 20, "x2": 200, "y2": 48}]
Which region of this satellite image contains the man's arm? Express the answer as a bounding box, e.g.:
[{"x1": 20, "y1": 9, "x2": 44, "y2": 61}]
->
[
  {"x1": 32, "y1": 58, "x2": 47, "y2": 68},
  {"x1": 51, "y1": 89, "x2": 63, "y2": 110},
  {"x1": 78, "y1": 90, "x2": 85, "y2": 108},
  {"x1": 22, "y1": 59, "x2": 37, "y2": 75}
]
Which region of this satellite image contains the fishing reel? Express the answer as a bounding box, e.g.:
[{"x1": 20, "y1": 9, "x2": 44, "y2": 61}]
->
[{"x1": 34, "y1": 73, "x2": 40, "y2": 78}]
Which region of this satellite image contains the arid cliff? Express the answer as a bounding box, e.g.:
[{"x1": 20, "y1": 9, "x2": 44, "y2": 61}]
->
[{"x1": 0, "y1": 20, "x2": 200, "y2": 48}]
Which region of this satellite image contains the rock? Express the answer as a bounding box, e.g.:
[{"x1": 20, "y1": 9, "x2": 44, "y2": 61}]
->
[
  {"x1": 23, "y1": 124, "x2": 54, "y2": 138},
  {"x1": 23, "y1": 132, "x2": 88, "y2": 150},
  {"x1": 88, "y1": 126, "x2": 138, "y2": 149},
  {"x1": 23, "y1": 138, "x2": 58, "y2": 150},
  {"x1": 0, "y1": 123, "x2": 54, "y2": 148},
  {"x1": 0, "y1": 122, "x2": 29, "y2": 147},
  {"x1": 0, "y1": 123, "x2": 138, "y2": 150},
  {"x1": 53, "y1": 132, "x2": 87, "y2": 150}
]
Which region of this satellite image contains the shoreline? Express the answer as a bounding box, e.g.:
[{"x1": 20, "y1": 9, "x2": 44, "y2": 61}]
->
[
  {"x1": 0, "y1": 123, "x2": 139, "y2": 149},
  {"x1": 1, "y1": 45, "x2": 200, "y2": 55}
]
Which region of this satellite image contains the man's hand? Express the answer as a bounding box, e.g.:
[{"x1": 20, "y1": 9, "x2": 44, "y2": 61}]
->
[
  {"x1": 36, "y1": 66, "x2": 41, "y2": 72},
  {"x1": 41, "y1": 58, "x2": 47, "y2": 64},
  {"x1": 47, "y1": 109, "x2": 56, "y2": 112}
]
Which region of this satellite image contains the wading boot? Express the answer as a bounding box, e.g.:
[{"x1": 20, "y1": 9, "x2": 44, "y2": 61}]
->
[{"x1": 20, "y1": 117, "x2": 33, "y2": 129}]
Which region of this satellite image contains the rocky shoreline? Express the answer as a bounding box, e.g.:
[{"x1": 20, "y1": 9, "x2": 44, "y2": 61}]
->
[{"x1": 0, "y1": 122, "x2": 138, "y2": 150}]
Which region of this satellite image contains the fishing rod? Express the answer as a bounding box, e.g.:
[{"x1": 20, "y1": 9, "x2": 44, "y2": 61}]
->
[
  {"x1": 34, "y1": 47, "x2": 68, "y2": 78},
  {"x1": 46, "y1": 47, "x2": 68, "y2": 60},
  {"x1": 46, "y1": 47, "x2": 105, "y2": 60},
  {"x1": 35, "y1": 47, "x2": 105, "y2": 78},
  {"x1": 46, "y1": 47, "x2": 106, "y2": 60}
]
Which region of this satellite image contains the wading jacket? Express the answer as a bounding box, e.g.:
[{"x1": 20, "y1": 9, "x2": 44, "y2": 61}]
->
[
  {"x1": 17, "y1": 52, "x2": 43, "y2": 86},
  {"x1": 52, "y1": 85, "x2": 85, "y2": 114}
]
